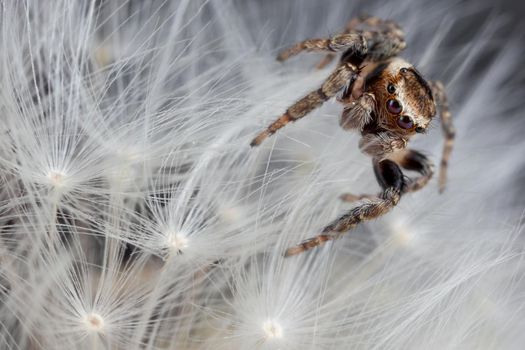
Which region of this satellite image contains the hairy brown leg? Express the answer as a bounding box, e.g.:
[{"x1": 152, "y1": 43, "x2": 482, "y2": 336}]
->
[
  {"x1": 429, "y1": 81, "x2": 455, "y2": 193},
  {"x1": 276, "y1": 33, "x2": 367, "y2": 62},
  {"x1": 316, "y1": 15, "x2": 405, "y2": 69},
  {"x1": 344, "y1": 14, "x2": 403, "y2": 33},
  {"x1": 250, "y1": 62, "x2": 360, "y2": 146},
  {"x1": 285, "y1": 158, "x2": 405, "y2": 256}
]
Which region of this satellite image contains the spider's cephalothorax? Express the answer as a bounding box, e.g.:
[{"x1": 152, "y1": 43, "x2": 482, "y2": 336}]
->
[{"x1": 250, "y1": 16, "x2": 455, "y2": 256}]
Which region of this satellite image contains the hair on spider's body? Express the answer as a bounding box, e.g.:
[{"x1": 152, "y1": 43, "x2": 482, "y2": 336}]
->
[{"x1": 250, "y1": 15, "x2": 455, "y2": 256}]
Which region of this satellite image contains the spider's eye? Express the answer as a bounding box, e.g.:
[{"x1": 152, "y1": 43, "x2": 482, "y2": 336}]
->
[
  {"x1": 397, "y1": 115, "x2": 414, "y2": 129},
  {"x1": 415, "y1": 126, "x2": 425, "y2": 133},
  {"x1": 386, "y1": 99, "x2": 402, "y2": 114},
  {"x1": 387, "y1": 84, "x2": 396, "y2": 94},
  {"x1": 400, "y1": 68, "x2": 408, "y2": 73}
]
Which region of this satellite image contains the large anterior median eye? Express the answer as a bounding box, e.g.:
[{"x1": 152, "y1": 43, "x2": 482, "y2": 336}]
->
[
  {"x1": 397, "y1": 115, "x2": 414, "y2": 129},
  {"x1": 386, "y1": 99, "x2": 402, "y2": 114}
]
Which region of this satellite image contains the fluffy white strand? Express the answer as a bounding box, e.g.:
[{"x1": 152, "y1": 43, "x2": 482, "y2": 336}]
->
[{"x1": 0, "y1": 0, "x2": 524, "y2": 349}]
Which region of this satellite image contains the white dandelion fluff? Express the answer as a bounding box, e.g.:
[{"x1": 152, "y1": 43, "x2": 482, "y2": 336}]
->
[{"x1": 0, "y1": 0, "x2": 524, "y2": 349}]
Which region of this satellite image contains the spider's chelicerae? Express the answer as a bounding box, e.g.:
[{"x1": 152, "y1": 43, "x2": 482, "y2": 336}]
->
[{"x1": 250, "y1": 15, "x2": 455, "y2": 256}]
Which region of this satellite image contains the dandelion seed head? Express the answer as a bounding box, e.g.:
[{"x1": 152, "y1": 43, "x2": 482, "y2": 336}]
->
[
  {"x1": 46, "y1": 169, "x2": 70, "y2": 190},
  {"x1": 83, "y1": 312, "x2": 105, "y2": 333},
  {"x1": 166, "y1": 230, "x2": 189, "y2": 254},
  {"x1": 262, "y1": 319, "x2": 283, "y2": 339}
]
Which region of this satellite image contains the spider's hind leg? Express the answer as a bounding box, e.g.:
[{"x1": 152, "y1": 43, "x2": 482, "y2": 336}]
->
[
  {"x1": 344, "y1": 14, "x2": 403, "y2": 33},
  {"x1": 285, "y1": 158, "x2": 405, "y2": 256},
  {"x1": 316, "y1": 15, "x2": 405, "y2": 69},
  {"x1": 429, "y1": 81, "x2": 455, "y2": 193},
  {"x1": 277, "y1": 33, "x2": 367, "y2": 62}
]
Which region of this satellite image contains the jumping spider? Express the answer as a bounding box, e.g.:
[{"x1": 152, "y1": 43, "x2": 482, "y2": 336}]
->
[{"x1": 250, "y1": 15, "x2": 455, "y2": 256}]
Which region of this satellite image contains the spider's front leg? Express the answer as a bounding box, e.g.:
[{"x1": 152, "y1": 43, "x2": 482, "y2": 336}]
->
[
  {"x1": 285, "y1": 158, "x2": 405, "y2": 256},
  {"x1": 250, "y1": 62, "x2": 361, "y2": 146}
]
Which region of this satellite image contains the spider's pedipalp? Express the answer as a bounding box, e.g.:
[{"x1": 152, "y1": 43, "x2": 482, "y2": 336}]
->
[
  {"x1": 285, "y1": 159, "x2": 404, "y2": 256},
  {"x1": 358, "y1": 131, "x2": 407, "y2": 159},
  {"x1": 429, "y1": 81, "x2": 455, "y2": 192},
  {"x1": 339, "y1": 92, "x2": 375, "y2": 130},
  {"x1": 250, "y1": 62, "x2": 360, "y2": 146}
]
